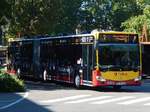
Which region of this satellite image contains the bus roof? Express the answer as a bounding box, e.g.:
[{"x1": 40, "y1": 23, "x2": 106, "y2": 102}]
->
[
  {"x1": 98, "y1": 31, "x2": 137, "y2": 35},
  {"x1": 9, "y1": 34, "x2": 93, "y2": 42},
  {"x1": 9, "y1": 31, "x2": 137, "y2": 42}
]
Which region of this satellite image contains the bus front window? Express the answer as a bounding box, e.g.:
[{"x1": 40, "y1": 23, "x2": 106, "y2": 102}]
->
[{"x1": 98, "y1": 44, "x2": 140, "y2": 71}]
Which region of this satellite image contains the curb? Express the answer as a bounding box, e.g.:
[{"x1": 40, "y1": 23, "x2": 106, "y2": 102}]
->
[{"x1": 25, "y1": 81, "x2": 57, "y2": 86}]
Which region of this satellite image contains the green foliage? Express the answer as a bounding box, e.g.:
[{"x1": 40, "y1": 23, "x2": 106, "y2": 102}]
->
[
  {"x1": 122, "y1": 4, "x2": 150, "y2": 37},
  {"x1": 6, "y1": 0, "x2": 83, "y2": 36},
  {"x1": 0, "y1": 0, "x2": 149, "y2": 39},
  {"x1": 111, "y1": 0, "x2": 142, "y2": 30},
  {"x1": 0, "y1": 0, "x2": 11, "y2": 21},
  {"x1": 76, "y1": 0, "x2": 142, "y2": 31},
  {"x1": 0, "y1": 72, "x2": 25, "y2": 92},
  {"x1": 122, "y1": 15, "x2": 146, "y2": 34}
]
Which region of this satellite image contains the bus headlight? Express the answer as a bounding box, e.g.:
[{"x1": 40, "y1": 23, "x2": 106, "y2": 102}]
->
[
  {"x1": 134, "y1": 76, "x2": 141, "y2": 81},
  {"x1": 96, "y1": 76, "x2": 106, "y2": 82}
]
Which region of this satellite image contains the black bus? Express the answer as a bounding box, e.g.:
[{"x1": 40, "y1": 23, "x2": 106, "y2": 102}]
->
[{"x1": 8, "y1": 31, "x2": 141, "y2": 88}]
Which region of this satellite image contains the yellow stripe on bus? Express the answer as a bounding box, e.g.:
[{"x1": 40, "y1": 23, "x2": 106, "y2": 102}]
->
[{"x1": 101, "y1": 71, "x2": 139, "y2": 81}]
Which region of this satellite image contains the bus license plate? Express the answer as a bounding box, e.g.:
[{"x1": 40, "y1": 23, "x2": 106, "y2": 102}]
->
[
  {"x1": 107, "y1": 81, "x2": 115, "y2": 85},
  {"x1": 116, "y1": 82, "x2": 126, "y2": 85}
]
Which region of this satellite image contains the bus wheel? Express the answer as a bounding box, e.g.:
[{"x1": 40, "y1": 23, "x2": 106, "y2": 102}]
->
[
  {"x1": 74, "y1": 75, "x2": 81, "y2": 88},
  {"x1": 113, "y1": 85, "x2": 122, "y2": 90}
]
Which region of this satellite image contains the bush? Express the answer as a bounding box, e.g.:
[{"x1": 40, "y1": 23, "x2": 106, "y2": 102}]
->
[{"x1": 0, "y1": 72, "x2": 25, "y2": 92}]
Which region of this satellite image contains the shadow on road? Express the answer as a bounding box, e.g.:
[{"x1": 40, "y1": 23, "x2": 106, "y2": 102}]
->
[
  {"x1": 84, "y1": 80, "x2": 150, "y2": 93},
  {"x1": 0, "y1": 93, "x2": 53, "y2": 112},
  {"x1": 25, "y1": 79, "x2": 150, "y2": 93},
  {"x1": 25, "y1": 80, "x2": 75, "y2": 92},
  {"x1": 1, "y1": 80, "x2": 149, "y2": 112},
  {"x1": 89, "y1": 86, "x2": 150, "y2": 93}
]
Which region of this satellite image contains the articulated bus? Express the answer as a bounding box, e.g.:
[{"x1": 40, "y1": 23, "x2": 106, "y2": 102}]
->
[{"x1": 7, "y1": 31, "x2": 142, "y2": 88}]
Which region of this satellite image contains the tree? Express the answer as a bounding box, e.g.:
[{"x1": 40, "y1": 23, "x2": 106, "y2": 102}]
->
[
  {"x1": 78, "y1": 0, "x2": 112, "y2": 32},
  {"x1": 78, "y1": 0, "x2": 142, "y2": 32},
  {"x1": 1, "y1": 0, "x2": 147, "y2": 39},
  {"x1": 0, "y1": 0, "x2": 11, "y2": 44},
  {"x1": 122, "y1": 4, "x2": 150, "y2": 39},
  {"x1": 6, "y1": 0, "x2": 83, "y2": 37},
  {"x1": 0, "y1": 0, "x2": 11, "y2": 19},
  {"x1": 111, "y1": 0, "x2": 142, "y2": 30}
]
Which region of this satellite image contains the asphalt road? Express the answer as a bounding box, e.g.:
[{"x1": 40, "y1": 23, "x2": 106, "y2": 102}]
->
[{"x1": 1, "y1": 80, "x2": 150, "y2": 112}]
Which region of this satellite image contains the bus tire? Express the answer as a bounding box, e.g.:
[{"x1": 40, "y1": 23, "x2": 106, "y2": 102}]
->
[
  {"x1": 113, "y1": 85, "x2": 122, "y2": 90},
  {"x1": 74, "y1": 75, "x2": 81, "y2": 88}
]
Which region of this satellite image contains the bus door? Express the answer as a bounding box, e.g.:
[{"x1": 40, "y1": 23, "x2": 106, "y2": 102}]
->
[{"x1": 82, "y1": 45, "x2": 93, "y2": 84}]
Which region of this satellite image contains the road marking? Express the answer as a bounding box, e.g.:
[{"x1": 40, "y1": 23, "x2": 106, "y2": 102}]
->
[
  {"x1": 40, "y1": 95, "x2": 91, "y2": 103},
  {"x1": 0, "y1": 92, "x2": 29, "y2": 110},
  {"x1": 0, "y1": 100, "x2": 16, "y2": 103},
  {"x1": 91, "y1": 96, "x2": 135, "y2": 104},
  {"x1": 118, "y1": 97, "x2": 150, "y2": 105},
  {"x1": 65, "y1": 96, "x2": 113, "y2": 104},
  {"x1": 144, "y1": 103, "x2": 150, "y2": 106}
]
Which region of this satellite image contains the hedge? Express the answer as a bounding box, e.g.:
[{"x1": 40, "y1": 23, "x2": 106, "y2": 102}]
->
[{"x1": 0, "y1": 72, "x2": 25, "y2": 92}]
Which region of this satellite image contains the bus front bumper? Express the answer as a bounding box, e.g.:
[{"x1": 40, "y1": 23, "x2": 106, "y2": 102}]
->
[{"x1": 93, "y1": 80, "x2": 141, "y2": 87}]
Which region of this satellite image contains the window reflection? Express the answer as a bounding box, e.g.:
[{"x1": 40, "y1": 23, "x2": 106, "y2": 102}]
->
[{"x1": 99, "y1": 44, "x2": 140, "y2": 71}]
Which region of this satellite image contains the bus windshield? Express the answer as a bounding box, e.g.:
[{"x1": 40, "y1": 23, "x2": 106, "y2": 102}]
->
[{"x1": 98, "y1": 44, "x2": 140, "y2": 71}]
